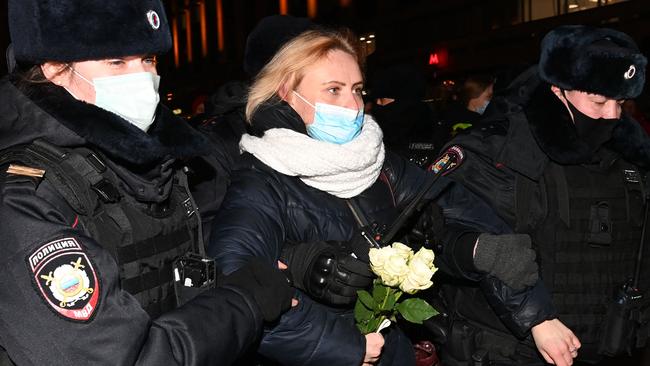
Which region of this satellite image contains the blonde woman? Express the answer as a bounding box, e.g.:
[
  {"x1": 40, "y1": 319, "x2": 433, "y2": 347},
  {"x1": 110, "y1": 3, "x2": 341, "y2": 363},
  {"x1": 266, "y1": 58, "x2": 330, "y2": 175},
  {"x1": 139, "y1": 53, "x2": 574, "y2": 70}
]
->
[
  {"x1": 207, "y1": 29, "x2": 541, "y2": 366},
  {"x1": 209, "y1": 31, "x2": 414, "y2": 365}
]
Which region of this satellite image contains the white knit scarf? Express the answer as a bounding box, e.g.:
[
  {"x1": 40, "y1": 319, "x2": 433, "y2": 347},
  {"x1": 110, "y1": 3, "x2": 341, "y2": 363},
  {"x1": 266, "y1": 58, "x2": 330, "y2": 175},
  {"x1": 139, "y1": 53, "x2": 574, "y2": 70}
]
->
[{"x1": 239, "y1": 116, "x2": 385, "y2": 198}]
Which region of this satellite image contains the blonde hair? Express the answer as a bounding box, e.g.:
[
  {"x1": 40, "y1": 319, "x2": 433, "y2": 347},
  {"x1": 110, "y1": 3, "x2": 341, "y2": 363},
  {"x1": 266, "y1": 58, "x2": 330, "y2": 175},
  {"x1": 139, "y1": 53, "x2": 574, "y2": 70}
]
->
[{"x1": 245, "y1": 29, "x2": 361, "y2": 122}]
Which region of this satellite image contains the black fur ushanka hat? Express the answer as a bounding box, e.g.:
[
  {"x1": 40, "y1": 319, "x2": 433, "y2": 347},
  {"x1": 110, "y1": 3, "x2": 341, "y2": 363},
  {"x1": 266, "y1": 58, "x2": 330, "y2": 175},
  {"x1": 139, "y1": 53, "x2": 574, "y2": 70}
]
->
[
  {"x1": 538, "y1": 25, "x2": 647, "y2": 100},
  {"x1": 8, "y1": 0, "x2": 172, "y2": 64}
]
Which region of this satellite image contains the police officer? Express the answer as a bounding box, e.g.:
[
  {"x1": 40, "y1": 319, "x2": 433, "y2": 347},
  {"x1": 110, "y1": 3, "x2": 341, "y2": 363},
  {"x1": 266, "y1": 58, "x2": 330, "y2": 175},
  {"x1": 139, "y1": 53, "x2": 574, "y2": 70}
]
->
[
  {"x1": 0, "y1": 0, "x2": 294, "y2": 365},
  {"x1": 439, "y1": 25, "x2": 650, "y2": 365},
  {"x1": 368, "y1": 63, "x2": 437, "y2": 166}
]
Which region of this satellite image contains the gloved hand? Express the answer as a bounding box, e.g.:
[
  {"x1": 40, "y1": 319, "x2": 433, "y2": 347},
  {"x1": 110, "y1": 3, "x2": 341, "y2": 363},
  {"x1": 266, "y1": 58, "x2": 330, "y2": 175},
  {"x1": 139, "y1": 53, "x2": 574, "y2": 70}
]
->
[
  {"x1": 408, "y1": 202, "x2": 446, "y2": 250},
  {"x1": 473, "y1": 233, "x2": 538, "y2": 290},
  {"x1": 280, "y1": 241, "x2": 374, "y2": 306},
  {"x1": 218, "y1": 258, "x2": 293, "y2": 322}
]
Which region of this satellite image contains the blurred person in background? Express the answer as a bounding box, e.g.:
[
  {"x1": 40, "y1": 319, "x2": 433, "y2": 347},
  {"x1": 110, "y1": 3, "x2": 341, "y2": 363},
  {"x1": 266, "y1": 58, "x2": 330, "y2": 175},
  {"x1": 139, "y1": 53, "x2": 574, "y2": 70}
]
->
[
  {"x1": 369, "y1": 64, "x2": 438, "y2": 168},
  {"x1": 438, "y1": 74, "x2": 496, "y2": 144}
]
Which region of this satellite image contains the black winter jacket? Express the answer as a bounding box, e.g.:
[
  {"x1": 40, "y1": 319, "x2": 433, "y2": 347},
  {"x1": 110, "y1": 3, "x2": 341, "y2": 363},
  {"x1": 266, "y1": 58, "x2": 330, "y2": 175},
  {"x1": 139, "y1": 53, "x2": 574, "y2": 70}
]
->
[
  {"x1": 206, "y1": 103, "x2": 513, "y2": 366},
  {"x1": 0, "y1": 76, "x2": 263, "y2": 365},
  {"x1": 442, "y1": 67, "x2": 650, "y2": 354}
]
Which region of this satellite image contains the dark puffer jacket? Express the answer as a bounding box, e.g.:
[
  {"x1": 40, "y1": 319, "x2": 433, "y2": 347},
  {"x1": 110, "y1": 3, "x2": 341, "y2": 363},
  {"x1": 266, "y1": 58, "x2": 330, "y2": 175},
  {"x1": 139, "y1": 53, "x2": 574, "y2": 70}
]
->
[{"x1": 206, "y1": 102, "x2": 514, "y2": 366}]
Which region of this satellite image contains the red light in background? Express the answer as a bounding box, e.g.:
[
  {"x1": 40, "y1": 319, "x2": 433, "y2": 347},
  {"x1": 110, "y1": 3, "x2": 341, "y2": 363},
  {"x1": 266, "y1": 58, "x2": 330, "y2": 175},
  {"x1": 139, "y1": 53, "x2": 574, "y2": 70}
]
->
[
  {"x1": 429, "y1": 53, "x2": 439, "y2": 65},
  {"x1": 428, "y1": 48, "x2": 448, "y2": 68}
]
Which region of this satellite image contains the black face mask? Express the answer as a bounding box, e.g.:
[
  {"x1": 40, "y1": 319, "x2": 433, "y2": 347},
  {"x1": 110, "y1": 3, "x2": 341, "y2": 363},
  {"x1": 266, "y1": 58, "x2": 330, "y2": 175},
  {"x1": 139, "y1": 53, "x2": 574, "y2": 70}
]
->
[{"x1": 562, "y1": 90, "x2": 620, "y2": 153}]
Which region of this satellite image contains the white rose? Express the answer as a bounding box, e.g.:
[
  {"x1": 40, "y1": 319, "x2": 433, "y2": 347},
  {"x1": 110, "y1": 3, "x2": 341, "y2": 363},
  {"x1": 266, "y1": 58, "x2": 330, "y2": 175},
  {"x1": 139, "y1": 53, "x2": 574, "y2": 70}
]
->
[
  {"x1": 400, "y1": 275, "x2": 432, "y2": 294},
  {"x1": 412, "y1": 247, "x2": 435, "y2": 270},
  {"x1": 380, "y1": 252, "x2": 410, "y2": 286},
  {"x1": 391, "y1": 242, "x2": 413, "y2": 261},
  {"x1": 369, "y1": 246, "x2": 395, "y2": 276},
  {"x1": 400, "y1": 256, "x2": 435, "y2": 294}
]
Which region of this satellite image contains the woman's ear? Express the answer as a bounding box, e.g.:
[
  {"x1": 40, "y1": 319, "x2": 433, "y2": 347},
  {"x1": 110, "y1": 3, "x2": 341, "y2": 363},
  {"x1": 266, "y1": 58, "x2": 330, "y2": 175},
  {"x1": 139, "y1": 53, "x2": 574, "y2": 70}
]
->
[
  {"x1": 278, "y1": 84, "x2": 289, "y2": 101},
  {"x1": 278, "y1": 74, "x2": 294, "y2": 102},
  {"x1": 41, "y1": 62, "x2": 70, "y2": 86}
]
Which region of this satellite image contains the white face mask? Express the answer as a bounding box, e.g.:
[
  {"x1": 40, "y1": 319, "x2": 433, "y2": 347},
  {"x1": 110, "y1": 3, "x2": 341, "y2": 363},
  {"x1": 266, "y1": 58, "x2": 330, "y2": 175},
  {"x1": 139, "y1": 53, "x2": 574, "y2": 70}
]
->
[{"x1": 70, "y1": 69, "x2": 161, "y2": 132}]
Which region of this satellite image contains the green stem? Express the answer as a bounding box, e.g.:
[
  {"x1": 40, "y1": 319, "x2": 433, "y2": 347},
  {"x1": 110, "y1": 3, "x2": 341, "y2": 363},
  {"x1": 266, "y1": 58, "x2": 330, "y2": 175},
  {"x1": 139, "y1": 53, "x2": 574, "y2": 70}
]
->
[
  {"x1": 374, "y1": 314, "x2": 386, "y2": 332},
  {"x1": 380, "y1": 286, "x2": 391, "y2": 310},
  {"x1": 395, "y1": 289, "x2": 403, "y2": 303},
  {"x1": 374, "y1": 286, "x2": 403, "y2": 332}
]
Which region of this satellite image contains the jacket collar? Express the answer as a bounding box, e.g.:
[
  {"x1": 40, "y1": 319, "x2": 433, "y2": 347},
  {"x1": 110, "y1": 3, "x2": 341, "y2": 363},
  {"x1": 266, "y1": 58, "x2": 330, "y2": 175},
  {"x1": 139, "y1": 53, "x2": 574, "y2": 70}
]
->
[
  {"x1": 248, "y1": 101, "x2": 308, "y2": 137},
  {"x1": 497, "y1": 68, "x2": 650, "y2": 180},
  {"x1": 524, "y1": 81, "x2": 598, "y2": 165},
  {"x1": 22, "y1": 78, "x2": 214, "y2": 168}
]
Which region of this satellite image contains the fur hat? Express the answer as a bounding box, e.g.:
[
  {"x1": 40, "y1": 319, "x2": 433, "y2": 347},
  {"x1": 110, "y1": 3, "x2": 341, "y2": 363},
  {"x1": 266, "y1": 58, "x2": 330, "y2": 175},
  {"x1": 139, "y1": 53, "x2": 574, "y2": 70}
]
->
[
  {"x1": 243, "y1": 15, "x2": 315, "y2": 77},
  {"x1": 8, "y1": 0, "x2": 172, "y2": 64},
  {"x1": 539, "y1": 25, "x2": 647, "y2": 100}
]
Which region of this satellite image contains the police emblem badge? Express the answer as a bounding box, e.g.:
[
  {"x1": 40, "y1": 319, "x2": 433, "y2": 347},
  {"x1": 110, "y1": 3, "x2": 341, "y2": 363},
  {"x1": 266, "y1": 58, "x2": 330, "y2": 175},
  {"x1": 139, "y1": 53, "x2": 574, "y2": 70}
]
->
[
  {"x1": 28, "y1": 238, "x2": 100, "y2": 321},
  {"x1": 427, "y1": 145, "x2": 465, "y2": 174}
]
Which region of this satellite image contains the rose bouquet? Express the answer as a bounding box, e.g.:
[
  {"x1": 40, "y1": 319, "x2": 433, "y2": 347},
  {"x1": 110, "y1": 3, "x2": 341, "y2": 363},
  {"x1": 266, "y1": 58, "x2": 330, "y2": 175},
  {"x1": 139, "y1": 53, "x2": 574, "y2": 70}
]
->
[{"x1": 355, "y1": 243, "x2": 439, "y2": 334}]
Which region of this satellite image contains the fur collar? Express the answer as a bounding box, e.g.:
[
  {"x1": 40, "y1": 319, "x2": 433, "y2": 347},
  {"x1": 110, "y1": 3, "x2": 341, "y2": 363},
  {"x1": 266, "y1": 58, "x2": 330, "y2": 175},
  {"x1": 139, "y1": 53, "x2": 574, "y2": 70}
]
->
[
  {"x1": 524, "y1": 82, "x2": 597, "y2": 165},
  {"x1": 607, "y1": 111, "x2": 650, "y2": 170},
  {"x1": 525, "y1": 81, "x2": 650, "y2": 169},
  {"x1": 23, "y1": 79, "x2": 213, "y2": 168}
]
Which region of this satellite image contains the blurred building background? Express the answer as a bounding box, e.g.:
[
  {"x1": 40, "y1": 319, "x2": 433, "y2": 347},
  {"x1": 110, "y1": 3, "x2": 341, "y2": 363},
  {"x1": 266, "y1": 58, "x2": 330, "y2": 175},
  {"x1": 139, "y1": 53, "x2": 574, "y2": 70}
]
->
[{"x1": 1, "y1": 0, "x2": 649, "y2": 114}]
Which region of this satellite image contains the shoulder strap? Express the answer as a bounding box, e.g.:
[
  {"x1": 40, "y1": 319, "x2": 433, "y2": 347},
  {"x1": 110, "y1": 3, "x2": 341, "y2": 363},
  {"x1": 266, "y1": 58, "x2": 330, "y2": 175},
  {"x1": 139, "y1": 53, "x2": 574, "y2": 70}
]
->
[
  {"x1": 0, "y1": 140, "x2": 96, "y2": 214},
  {"x1": 175, "y1": 166, "x2": 205, "y2": 256},
  {"x1": 0, "y1": 140, "x2": 127, "y2": 215}
]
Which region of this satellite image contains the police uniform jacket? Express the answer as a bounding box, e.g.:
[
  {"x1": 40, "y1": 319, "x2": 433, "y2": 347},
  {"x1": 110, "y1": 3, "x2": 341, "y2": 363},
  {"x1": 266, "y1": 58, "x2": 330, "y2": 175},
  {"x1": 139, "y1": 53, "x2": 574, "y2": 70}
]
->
[
  {"x1": 443, "y1": 66, "x2": 650, "y2": 360},
  {"x1": 0, "y1": 75, "x2": 264, "y2": 365}
]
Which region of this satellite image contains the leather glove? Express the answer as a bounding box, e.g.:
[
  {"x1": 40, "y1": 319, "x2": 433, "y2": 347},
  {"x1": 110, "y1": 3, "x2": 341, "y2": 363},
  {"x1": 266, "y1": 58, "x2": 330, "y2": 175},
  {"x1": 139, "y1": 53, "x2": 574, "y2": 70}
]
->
[
  {"x1": 408, "y1": 202, "x2": 446, "y2": 250},
  {"x1": 218, "y1": 258, "x2": 293, "y2": 322},
  {"x1": 473, "y1": 233, "x2": 538, "y2": 290},
  {"x1": 280, "y1": 241, "x2": 374, "y2": 306}
]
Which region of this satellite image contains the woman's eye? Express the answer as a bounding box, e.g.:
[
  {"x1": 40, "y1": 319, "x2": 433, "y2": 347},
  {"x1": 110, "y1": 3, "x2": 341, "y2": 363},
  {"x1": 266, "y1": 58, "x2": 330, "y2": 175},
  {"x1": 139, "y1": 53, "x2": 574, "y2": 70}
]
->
[
  {"x1": 353, "y1": 87, "x2": 364, "y2": 95},
  {"x1": 327, "y1": 87, "x2": 340, "y2": 95},
  {"x1": 107, "y1": 60, "x2": 124, "y2": 66}
]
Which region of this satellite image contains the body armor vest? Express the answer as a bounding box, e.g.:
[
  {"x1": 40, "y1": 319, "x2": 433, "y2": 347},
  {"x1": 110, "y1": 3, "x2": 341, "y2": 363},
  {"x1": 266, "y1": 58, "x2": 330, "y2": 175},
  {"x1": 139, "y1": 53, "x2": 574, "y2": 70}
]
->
[
  {"x1": 1, "y1": 140, "x2": 201, "y2": 318},
  {"x1": 533, "y1": 150, "x2": 650, "y2": 354}
]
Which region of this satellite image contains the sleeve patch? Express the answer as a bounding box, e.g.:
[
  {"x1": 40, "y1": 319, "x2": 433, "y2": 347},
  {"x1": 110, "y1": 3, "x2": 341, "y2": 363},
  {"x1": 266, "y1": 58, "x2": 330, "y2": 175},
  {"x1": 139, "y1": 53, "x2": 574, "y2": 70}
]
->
[
  {"x1": 27, "y1": 238, "x2": 100, "y2": 322},
  {"x1": 428, "y1": 145, "x2": 465, "y2": 174}
]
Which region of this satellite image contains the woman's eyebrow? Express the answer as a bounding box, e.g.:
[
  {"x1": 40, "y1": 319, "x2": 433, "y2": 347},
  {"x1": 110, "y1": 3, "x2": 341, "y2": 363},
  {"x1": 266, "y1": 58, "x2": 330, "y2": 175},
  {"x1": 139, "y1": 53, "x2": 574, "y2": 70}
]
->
[{"x1": 320, "y1": 80, "x2": 364, "y2": 86}]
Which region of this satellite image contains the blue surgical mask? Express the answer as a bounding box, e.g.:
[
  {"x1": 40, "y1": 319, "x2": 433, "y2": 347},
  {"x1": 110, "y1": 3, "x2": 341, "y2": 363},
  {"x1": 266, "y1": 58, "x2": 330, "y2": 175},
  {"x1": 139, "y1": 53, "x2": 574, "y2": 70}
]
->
[
  {"x1": 293, "y1": 91, "x2": 364, "y2": 144},
  {"x1": 475, "y1": 100, "x2": 490, "y2": 115}
]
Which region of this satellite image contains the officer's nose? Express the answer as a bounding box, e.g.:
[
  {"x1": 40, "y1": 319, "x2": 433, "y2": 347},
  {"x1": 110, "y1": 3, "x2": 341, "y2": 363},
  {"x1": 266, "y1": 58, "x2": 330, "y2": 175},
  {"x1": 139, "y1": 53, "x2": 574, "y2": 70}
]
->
[{"x1": 602, "y1": 100, "x2": 622, "y2": 119}]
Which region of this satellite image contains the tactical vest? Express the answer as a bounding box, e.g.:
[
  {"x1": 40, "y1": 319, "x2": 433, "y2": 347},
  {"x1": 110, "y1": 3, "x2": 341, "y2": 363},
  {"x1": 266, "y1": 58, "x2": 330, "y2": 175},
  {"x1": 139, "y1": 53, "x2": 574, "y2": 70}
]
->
[
  {"x1": 438, "y1": 148, "x2": 650, "y2": 366},
  {"x1": 0, "y1": 140, "x2": 202, "y2": 318},
  {"x1": 531, "y1": 150, "x2": 650, "y2": 355}
]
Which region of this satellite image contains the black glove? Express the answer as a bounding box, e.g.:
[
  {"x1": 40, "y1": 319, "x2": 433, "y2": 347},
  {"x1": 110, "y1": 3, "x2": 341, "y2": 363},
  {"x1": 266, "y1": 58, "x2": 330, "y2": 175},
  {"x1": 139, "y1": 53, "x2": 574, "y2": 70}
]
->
[
  {"x1": 280, "y1": 241, "x2": 374, "y2": 306},
  {"x1": 218, "y1": 258, "x2": 293, "y2": 322},
  {"x1": 473, "y1": 233, "x2": 538, "y2": 290},
  {"x1": 408, "y1": 202, "x2": 446, "y2": 250}
]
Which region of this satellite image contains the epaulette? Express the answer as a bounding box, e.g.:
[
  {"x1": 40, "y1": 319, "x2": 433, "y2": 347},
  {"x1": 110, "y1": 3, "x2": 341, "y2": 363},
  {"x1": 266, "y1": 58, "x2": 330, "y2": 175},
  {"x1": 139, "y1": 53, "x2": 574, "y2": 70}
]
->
[{"x1": 1, "y1": 163, "x2": 45, "y2": 190}]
